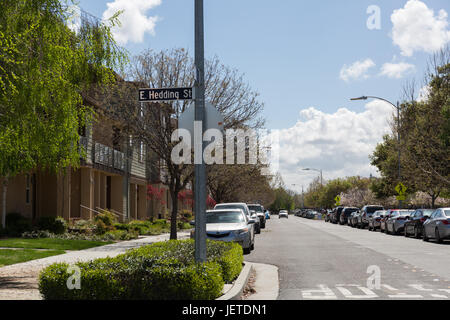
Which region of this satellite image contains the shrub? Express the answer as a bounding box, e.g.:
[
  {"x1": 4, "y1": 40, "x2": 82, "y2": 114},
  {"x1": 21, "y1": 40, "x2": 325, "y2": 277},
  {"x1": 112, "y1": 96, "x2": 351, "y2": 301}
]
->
[
  {"x1": 39, "y1": 239, "x2": 243, "y2": 300},
  {"x1": 37, "y1": 216, "x2": 68, "y2": 234},
  {"x1": 5, "y1": 212, "x2": 32, "y2": 236},
  {"x1": 94, "y1": 211, "x2": 116, "y2": 227}
]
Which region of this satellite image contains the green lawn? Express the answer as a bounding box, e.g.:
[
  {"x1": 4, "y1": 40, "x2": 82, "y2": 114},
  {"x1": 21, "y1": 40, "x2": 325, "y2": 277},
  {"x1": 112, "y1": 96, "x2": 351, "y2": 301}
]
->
[
  {"x1": 0, "y1": 238, "x2": 113, "y2": 251},
  {"x1": 0, "y1": 249, "x2": 66, "y2": 267}
]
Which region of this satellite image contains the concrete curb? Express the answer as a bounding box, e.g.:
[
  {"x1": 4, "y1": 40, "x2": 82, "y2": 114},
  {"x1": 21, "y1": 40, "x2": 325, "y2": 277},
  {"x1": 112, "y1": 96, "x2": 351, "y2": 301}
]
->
[{"x1": 216, "y1": 262, "x2": 253, "y2": 300}]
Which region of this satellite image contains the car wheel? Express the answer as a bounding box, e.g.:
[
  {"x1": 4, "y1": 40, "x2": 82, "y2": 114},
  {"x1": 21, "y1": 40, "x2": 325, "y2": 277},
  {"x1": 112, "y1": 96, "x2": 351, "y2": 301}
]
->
[
  {"x1": 243, "y1": 246, "x2": 251, "y2": 254},
  {"x1": 250, "y1": 241, "x2": 255, "y2": 251},
  {"x1": 414, "y1": 227, "x2": 420, "y2": 239},
  {"x1": 404, "y1": 227, "x2": 408, "y2": 237},
  {"x1": 422, "y1": 228, "x2": 429, "y2": 242},
  {"x1": 435, "y1": 228, "x2": 443, "y2": 244}
]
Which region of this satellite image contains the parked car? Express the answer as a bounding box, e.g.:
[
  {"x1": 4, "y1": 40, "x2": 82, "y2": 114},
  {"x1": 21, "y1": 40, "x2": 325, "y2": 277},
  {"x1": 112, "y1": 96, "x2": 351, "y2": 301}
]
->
[
  {"x1": 368, "y1": 210, "x2": 387, "y2": 231},
  {"x1": 348, "y1": 212, "x2": 356, "y2": 227},
  {"x1": 350, "y1": 211, "x2": 361, "y2": 228},
  {"x1": 423, "y1": 208, "x2": 450, "y2": 243},
  {"x1": 339, "y1": 207, "x2": 359, "y2": 225},
  {"x1": 214, "y1": 203, "x2": 261, "y2": 234},
  {"x1": 404, "y1": 209, "x2": 435, "y2": 238},
  {"x1": 325, "y1": 211, "x2": 331, "y2": 222},
  {"x1": 279, "y1": 210, "x2": 289, "y2": 219},
  {"x1": 380, "y1": 209, "x2": 395, "y2": 233},
  {"x1": 359, "y1": 205, "x2": 385, "y2": 229},
  {"x1": 306, "y1": 210, "x2": 318, "y2": 219},
  {"x1": 331, "y1": 206, "x2": 345, "y2": 224},
  {"x1": 247, "y1": 204, "x2": 266, "y2": 229},
  {"x1": 385, "y1": 210, "x2": 415, "y2": 235},
  {"x1": 190, "y1": 209, "x2": 256, "y2": 254}
]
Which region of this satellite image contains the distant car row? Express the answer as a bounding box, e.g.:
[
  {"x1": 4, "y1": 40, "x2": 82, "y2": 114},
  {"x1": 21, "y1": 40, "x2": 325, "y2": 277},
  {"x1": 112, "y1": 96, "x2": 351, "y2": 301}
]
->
[
  {"x1": 326, "y1": 205, "x2": 450, "y2": 243},
  {"x1": 190, "y1": 202, "x2": 270, "y2": 254},
  {"x1": 295, "y1": 209, "x2": 321, "y2": 219}
]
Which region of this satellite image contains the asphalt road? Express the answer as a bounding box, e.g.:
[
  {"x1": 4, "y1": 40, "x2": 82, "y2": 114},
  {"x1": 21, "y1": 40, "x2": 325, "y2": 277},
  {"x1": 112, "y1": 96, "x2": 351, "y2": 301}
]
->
[{"x1": 246, "y1": 215, "x2": 450, "y2": 300}]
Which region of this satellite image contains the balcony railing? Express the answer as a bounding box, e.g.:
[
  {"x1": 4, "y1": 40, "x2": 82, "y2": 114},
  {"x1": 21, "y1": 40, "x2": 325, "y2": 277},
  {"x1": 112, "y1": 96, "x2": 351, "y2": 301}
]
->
[{"x1": 94, "y1": 142, "x2": 125, "y2": 171}]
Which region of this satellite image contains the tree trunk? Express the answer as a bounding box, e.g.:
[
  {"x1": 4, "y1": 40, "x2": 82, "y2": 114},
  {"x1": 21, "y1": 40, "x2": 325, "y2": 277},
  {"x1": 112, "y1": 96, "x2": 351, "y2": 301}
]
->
[
  {"x1": 170, "y1": 189, "x2": 178, "y2": 240},
  {"x1": 431, "y1": 194, "x2": 437, "y2": 209},
  {"x1": 2, "y1": 176, "x2": 8, "y2": 229}
]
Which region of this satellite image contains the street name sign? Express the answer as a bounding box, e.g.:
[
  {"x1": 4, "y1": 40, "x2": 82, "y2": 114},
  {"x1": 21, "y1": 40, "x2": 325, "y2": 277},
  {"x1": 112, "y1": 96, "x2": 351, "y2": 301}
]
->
[{"x1": 139, "y1": 87, "x2": 193, "y2": 102}]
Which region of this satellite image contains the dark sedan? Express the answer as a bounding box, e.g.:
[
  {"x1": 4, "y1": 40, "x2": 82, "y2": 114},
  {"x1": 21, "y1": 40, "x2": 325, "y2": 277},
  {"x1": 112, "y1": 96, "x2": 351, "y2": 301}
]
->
[
  {"x1": 404, "y1": 209, "x2": 435, "y2": 238},
  {"x1": 339, "y1": 207, "x2": 359, "y2": 225}
]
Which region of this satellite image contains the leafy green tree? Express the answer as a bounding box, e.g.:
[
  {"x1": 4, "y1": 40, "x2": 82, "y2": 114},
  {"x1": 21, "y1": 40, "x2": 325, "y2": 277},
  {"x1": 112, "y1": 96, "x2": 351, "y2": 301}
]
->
[{"x1": 0, "y1": 0, "x2": 127, "y2": 226}]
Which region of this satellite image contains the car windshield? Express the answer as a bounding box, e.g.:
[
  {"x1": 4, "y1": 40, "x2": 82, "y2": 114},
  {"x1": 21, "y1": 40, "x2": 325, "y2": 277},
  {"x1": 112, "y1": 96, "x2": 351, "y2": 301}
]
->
[
  {"x1": 367, "y1": 206, "x2": 384, "y2": 213},
  {"x1": 206, "y1": 211, "x2": 245, "y2": 224},
  {"x1": 247, "y1": 205, "x2": 263, "y2": 212},
  {"x1": 215, "y1": 205, "x2": 246, "y2": 214}
]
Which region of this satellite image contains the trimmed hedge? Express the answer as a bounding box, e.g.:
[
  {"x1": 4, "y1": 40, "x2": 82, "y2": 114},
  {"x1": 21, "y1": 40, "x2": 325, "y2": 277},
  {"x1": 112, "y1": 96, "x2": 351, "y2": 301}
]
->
[
  {"x1": 38, "y1": 239, "x2": 243, "y2": 300},
  {"x1": 37, "y1": 216, "x2": 68, "y2": 235}
]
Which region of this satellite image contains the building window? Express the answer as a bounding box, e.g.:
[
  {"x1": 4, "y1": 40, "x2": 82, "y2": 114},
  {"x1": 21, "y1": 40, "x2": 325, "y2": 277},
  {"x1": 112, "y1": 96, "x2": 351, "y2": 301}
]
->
[
  {"x1": 26, "y1": 174, "x2": 30, "y2": 204},
  {"x1": 139, "y1": 141, "x2": 145, "y2": 163}
]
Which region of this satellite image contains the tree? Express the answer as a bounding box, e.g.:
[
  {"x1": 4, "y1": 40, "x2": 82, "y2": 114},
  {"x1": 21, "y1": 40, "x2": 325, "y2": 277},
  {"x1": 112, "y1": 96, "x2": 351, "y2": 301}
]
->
[
  {"x1": 369, "y1": 49, "x2": 449, "y2": 208},
  {"x1": 106, "y1": 48, "x2": 265, "y2": 239},
  {"x1": 0, "y1": 0, "x2": 126, "y2": 227}
]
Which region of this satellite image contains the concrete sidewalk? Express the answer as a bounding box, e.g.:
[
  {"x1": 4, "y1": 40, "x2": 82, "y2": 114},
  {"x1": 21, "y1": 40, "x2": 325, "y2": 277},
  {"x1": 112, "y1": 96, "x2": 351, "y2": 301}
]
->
[
  {"x1": 244, "y1": 263, "x2": 279, "y2": 300},
  {"x1": 0, "y1": 232, "x2": 190, "y2": 300}
]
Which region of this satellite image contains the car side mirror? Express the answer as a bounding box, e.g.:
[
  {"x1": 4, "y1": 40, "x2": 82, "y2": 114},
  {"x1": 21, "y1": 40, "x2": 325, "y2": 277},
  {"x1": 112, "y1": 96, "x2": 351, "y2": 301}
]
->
[
  {"x1": 251, "y1": 214, "x2": 258, "y2": 220},
  {"x1": 189, "y1": 220, "x2": 195, "y2": 226},
  {"x1": 423, "y1": 216, "x2": 429, "y2": 220},
  {"x1": 248, "y1": 219, "x2": 256, "y2": 224}
]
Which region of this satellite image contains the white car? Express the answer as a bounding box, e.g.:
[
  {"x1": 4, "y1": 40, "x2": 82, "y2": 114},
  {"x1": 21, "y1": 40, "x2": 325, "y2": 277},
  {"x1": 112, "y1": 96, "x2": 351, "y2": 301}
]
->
[{"x1": 279, "y1": 210, "x2": 289, "y2": 219}]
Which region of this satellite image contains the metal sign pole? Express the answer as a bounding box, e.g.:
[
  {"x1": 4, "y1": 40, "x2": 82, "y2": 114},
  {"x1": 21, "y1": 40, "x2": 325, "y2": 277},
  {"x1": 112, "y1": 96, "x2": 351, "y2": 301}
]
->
[{"x1": 194, "y1": 0, "x2": 207, "y2": 262}]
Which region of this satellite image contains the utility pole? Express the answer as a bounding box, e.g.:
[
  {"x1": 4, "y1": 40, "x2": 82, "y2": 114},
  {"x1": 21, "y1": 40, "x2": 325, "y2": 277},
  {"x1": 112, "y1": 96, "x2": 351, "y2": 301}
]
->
[
  {"x1": 396, "y1": 101, "x2": 402, "y2": 209},
  {"x1": 194, "y1": 0, "x2": 207, "y2": 262}
]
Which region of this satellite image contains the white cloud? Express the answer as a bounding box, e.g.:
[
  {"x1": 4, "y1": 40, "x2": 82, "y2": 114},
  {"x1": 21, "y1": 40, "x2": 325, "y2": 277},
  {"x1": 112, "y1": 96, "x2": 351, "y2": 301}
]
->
[
  {"x1": 67, "y1": 5, "x2": 81, "y2": 33},
  {"x1": 340, "y1": 59, "x2": 376, "y2": 82},
  {"x1": 391, "y1": 0, "x2": 450, "y2": 57},
  {"x1": 417, "y1": 85, "x2": 431, "y2": 102},
  {"x1": 102, "y1": 0, "x2": 162, "y2": 45},
  {"x1": 268, "y1": 101, "x2": 393, "y2": 191},
  {"x1": 380, "y1": 62, "x2": 416, "y2": 79}
]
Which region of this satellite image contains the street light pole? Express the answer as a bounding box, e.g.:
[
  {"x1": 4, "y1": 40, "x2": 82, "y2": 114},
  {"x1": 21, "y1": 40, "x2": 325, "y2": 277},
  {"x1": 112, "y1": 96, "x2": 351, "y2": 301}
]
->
[
  {"x1": 194, "y1": 0, "x2": 207, "y2": 262},
  {"x1": 302, "y1": 168, "x2": 323, "y2": 186},
  {"x1": 350, "y1": 96, "x2": 402, "y2": 208}
]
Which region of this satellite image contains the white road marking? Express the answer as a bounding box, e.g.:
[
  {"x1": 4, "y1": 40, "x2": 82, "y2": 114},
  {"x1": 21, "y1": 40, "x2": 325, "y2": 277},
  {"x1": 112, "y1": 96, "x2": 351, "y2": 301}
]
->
[
  {"x1": 387, "y1": 293, "x2": 423, "y2": 298},
  {"x1": 409, "y1": 284, "x2": 432, "y2": 291},
  {"x1": 302, "y1": 285, "x2": 337, "y2": 300},
  {"x1": 382, "y1": 284, "x2": 399, "y2": 291},
  {"x1": 431, "y1": 294, "x2": 448, "y2": 299},
  {"x1": 336, "y1": 286, "x2": 378, "y2": 299}
]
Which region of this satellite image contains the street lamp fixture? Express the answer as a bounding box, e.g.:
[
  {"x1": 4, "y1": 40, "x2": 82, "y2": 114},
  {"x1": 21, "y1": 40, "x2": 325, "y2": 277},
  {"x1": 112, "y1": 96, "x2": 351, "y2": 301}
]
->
[
  {"x1": 302, "y1": 168, "x2": 323, "y2": 186},
  {"x1": 350, "y1": 95, "x2": 402, "y2": 208}
]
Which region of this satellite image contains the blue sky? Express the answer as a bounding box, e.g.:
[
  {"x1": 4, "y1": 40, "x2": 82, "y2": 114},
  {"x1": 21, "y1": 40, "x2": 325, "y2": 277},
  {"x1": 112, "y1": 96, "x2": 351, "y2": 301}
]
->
[{"x1": 74, "y1": 0, "x2": 450, "y2": 191}]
